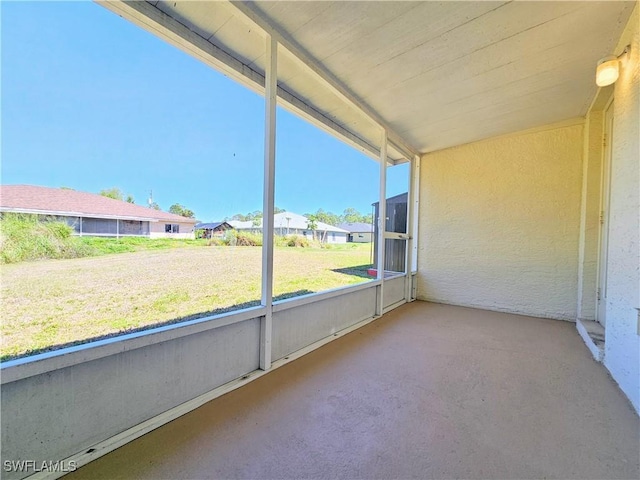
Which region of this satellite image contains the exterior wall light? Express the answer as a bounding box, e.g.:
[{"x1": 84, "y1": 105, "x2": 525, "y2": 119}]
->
[{"x1": 596, "y1": 45, "x2": 631, "y2": 87}]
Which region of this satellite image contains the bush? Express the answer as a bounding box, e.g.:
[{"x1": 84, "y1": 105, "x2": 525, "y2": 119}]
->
[
  {"x1": 223, "y1": 230, "x2": 262, "y2": 247},
  {"x1": 236, "y1": 231, "x2": 263, "y2": 246},
  {"x1": 286, "y1": 235, "x2": 310, "y2": 248},
  {"x1": 207, "y1": 237, "x2": 225, "y2": 246},
  {"x1": 0, "y1": 213, "x2": 94, "y2": 263},
  {"x1": 274, "y1": 235, "x2": 289, "y2": 247}
]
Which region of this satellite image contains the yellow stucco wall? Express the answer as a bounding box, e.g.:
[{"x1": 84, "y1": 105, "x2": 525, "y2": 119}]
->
[{"x1": 417, "y1": 120, "x2": 584, "y2": 320}]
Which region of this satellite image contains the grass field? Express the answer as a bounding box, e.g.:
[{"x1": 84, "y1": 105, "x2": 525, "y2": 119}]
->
[{"x1": 0, "y1": 243, "x2": 373, "y2": 360}]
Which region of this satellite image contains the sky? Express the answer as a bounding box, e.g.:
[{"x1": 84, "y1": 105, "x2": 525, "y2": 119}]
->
[{"x1": 1, "y1": 1, "x2": 409, "y2": 222}]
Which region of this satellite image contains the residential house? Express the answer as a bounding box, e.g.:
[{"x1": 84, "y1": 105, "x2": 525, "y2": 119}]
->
[
  {"x1": 337, "y1": 222, "x2": 374, "y2": 243},
  {"x1": 0, "y1": 185, "x2": 197, "y2": 239},
  {"x1": 194, "y1": 222, "x2": 234, "y2": 239},
  {"x1": 229, "y1": 211, "x2": 348, "y2": 243}
]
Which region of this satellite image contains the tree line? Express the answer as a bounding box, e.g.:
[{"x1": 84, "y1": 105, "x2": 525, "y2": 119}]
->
[
  {"x1": 97, "y1": 188, "x2": 195, "y2": 218},
  {"x1": 225, "y1": 207, "x2": 285, "y2": 223},
  {"x1": 95, "y1": 187, "x2": 372, "y2": 225},
  {"x1": 305, "y1": 208, "x2": 373, "y2": 226}
]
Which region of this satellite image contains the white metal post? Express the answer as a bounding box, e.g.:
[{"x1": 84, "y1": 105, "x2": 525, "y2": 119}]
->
[
  {"x1": 260, "y1": 34, "x2": 277, "y2": 370},
  {"x1": 411, "y1": 155, "x2": 420, "y2": 275},
  {"x1": 376, "y1": 131, "x2": 387, "y2": 316},
  {"x1": 404, "y1": 155, "x2": 415, "y2": 302}
]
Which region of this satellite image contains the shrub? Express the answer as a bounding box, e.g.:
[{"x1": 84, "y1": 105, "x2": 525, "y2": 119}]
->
[
  {"x1": 286, "y1": 235, "x2": 310, "y2": 248},
  {"x1": 207, "y1": 237, "x2": 225, "y2": 246},
  {"x1": 0, "y1": 213, "x2": 94, "y2": 263},
  {"x1": 274, "y1": 235, "x2": 290, "y2": 247},
  {"x1": 236, "y1": 231, "x2": 263, "y2": 246},
  {"x1": 223, "y1": 230, "x2": 262, "y2": 247}
]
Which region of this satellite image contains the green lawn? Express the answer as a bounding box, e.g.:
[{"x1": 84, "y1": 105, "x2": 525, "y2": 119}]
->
[{"x1": 0, "y1": 243, "x2": 373, "y2": 360}]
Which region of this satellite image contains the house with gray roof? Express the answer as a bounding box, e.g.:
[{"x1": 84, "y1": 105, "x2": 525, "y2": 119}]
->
[
  {"x1": 338, "y1": 222, "x2": 374, "y2": 243},
  {"x1": 229, "y1": 211, "x2": 349, "y2": 244},
  {"x1": 194, "y1": 222, "x2": 234, "y2": 238}
]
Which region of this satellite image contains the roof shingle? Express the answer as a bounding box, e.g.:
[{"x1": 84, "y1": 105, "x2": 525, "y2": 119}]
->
[{"x1": 0, "y1": 185, "x2": 197, "y2": 223}]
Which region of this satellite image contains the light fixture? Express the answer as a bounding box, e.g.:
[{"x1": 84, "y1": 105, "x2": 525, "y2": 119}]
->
[{"x1": 596, "y1": 45, "x2": 631, "y2": 87}]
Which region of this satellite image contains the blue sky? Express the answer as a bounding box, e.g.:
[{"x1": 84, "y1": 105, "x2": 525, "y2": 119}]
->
[{"x1": 1, "y1": 1, "x2": 408, "y2": 222}]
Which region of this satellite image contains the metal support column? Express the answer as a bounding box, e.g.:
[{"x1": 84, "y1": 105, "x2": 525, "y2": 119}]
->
[
  {"x1": 404, "y1": 156, "x2": 415, "y2": 302},
  {"x1": 376, "y1": 130, "x2": 387, "y2": 316},
  {"x1": 260, "y1": 34, "x2": 277, "y2": 370},
  {"x1": 411, "y1": 155, "x2": 420, "y2": 276}
]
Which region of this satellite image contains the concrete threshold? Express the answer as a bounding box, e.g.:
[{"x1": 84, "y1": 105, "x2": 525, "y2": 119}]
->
[{"x1": 577, "y1": 318, "x2": 605, "y2": 362}]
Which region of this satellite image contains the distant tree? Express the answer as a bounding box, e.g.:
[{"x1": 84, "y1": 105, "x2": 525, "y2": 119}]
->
[
  {"x1": 306, "y1": 215, "x2": 318, "y2": 240},
  {"x1": 125, "y1": 194, "x2": 135, "y2": 204},
  {"x1": 338, "y1": 207, "x2": 372, "y2": 224},
  {"x1": 99, "y1": 188, "x2": 124, "y2": 201},
  {"x1": 315, "y1": 209, "x2": 341, "y2": 226},
  {"x1": 149, "y1": 202, "x2": 161, "y2": 211},
  {"x1": 169, "y1": 203, "x2": 195, "y2": 218},
  {"x1": 228, "y1": 208, "x2": 284, "y2": 222},
  {"x1": 60, "y1": 186, "x2": 74, "y2": 190},
  {"x1": 245, "y1": 210, "x2": 262, "y2": 221},
  {"x1": 342, "y1": 207, "x2": 361, "y2": 223}
]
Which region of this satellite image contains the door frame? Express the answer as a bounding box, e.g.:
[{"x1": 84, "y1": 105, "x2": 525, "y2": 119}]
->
[{"x1": 596, "y1": 97, "x2": 614, "y2": 326}]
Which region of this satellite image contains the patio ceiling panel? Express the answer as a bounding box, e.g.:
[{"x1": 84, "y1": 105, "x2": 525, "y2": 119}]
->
[
  {"x1": 246, "y1": 1, "x2": 635, "y2": 152},
  {"x1": 255, "y1": 1, "x2": 422, "y2": 63}
]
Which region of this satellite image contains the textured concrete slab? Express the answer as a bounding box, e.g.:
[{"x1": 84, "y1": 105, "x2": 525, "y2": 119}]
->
[{"x1": 68, "y1": 302, "x2": 639, "y2": 480}]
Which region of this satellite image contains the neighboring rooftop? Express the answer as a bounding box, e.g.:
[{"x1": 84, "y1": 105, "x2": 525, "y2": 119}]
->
[
  {"x1": 229, "y1": 211, "x2": 349, "y2": 233},
  {"x1": 0, "y1": 185, "x2": 196, "y2": 223},
  {"x1": 194, "y1": 222, "x2": 233, "y2": 230},
  {"x1": 338, "y1": 222, "x2": 374, "y2": 233}
]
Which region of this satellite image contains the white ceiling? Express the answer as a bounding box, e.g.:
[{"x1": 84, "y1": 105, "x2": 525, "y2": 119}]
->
[
  {"x1": 246, "y1": 1, "x2": 635, "y2": 153},
  {"x1": 104, "y1": 1, "x2": 635, "y2": 156}
]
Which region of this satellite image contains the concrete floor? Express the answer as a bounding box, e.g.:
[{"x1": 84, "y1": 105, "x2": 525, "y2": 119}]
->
[{"x1": 68, "y1": 302, "x2": 639, "y2": 480}]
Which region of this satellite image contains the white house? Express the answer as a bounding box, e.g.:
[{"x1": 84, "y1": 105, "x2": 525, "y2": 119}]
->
[
  {"x1": 229, "y1": 211, "x2": 348, "y2": 244},
  {"x1": 338, "y1": 222, "x2": 374, "y2": 243}
]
